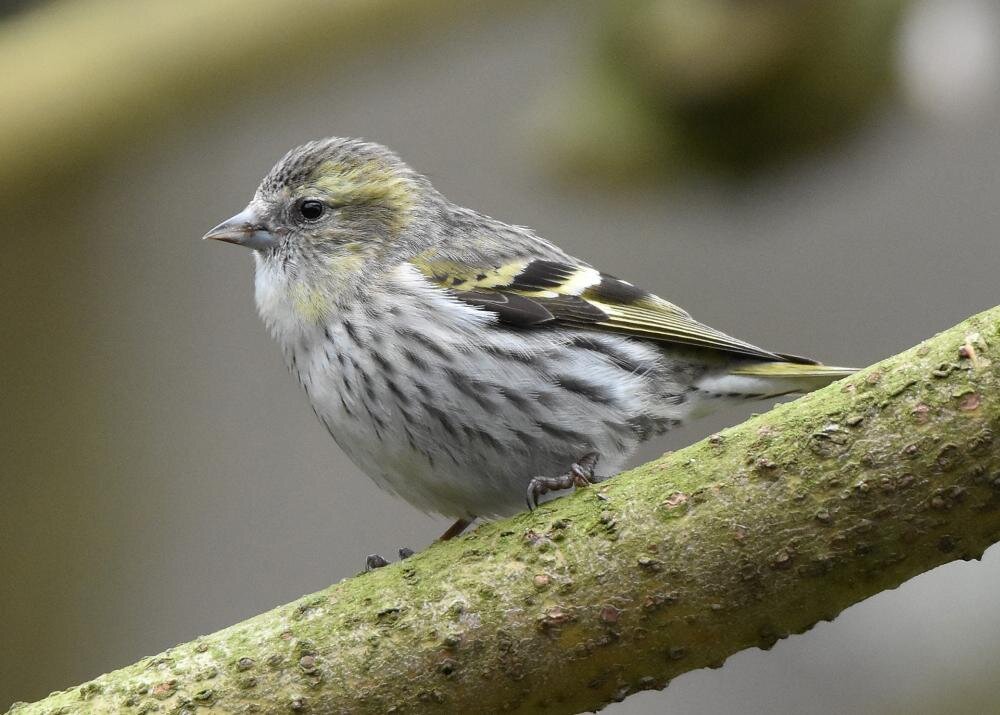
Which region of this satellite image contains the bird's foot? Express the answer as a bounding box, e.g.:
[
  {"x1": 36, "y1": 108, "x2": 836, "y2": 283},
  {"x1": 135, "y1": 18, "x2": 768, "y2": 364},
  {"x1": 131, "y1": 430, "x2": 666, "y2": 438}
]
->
[
  {"x1": 526, "y1": 452, "x2": 600, "y2": 510},
  {"x1": 364, "y1": 554, "x2": 390, "y2": 571},
  {"x1": 364, "y1": 547, "x2": 414, "y2": 572},
  {"x1": 365, "y1": 518, "x2": 474, "y2": 571}
]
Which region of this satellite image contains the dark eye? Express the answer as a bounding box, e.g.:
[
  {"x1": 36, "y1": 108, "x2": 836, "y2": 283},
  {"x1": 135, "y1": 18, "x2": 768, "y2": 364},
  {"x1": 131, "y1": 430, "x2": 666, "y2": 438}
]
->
[{"x1": 297, "y1": 199, "x2": 325, "y2": 221}]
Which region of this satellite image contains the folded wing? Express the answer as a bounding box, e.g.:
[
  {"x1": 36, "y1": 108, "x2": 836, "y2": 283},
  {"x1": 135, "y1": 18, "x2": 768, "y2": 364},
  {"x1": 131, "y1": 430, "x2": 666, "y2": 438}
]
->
[{"x1": 411, "y1": 255, "x2": 813, "y2": 363}]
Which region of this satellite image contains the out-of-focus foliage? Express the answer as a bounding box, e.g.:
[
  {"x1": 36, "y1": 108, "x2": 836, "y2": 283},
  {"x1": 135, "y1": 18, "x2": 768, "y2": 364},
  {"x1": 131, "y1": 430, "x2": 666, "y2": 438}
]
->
[
  {"x1": 0, "y1": 0, "x2": 526, "y2": 200},
  {"x1": 539, "y1": 0, "x2": 908, "y2": 180}
]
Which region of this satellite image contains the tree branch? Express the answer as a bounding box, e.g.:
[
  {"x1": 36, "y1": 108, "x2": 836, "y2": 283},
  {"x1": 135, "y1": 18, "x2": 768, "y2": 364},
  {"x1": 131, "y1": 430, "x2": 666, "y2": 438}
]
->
[{"x1": 9, "y1": 307, "x2": 1000, "y2": 715}]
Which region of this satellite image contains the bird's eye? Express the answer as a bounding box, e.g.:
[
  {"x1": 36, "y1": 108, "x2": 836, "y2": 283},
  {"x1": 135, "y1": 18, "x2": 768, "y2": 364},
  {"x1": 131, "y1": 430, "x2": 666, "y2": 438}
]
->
[{"x1": 297, "y1": 199, "x2": 325, "y2": 221}]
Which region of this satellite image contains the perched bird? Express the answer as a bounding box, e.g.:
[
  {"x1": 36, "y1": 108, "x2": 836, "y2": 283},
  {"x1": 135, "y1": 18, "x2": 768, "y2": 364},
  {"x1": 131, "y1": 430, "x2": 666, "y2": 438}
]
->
[{"x1": 204, "y1": 137, "x2": 854, "y2": 548}]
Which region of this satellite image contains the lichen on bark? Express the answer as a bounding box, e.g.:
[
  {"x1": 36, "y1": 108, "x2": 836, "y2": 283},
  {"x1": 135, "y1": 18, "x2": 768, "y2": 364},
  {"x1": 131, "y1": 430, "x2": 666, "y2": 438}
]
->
[{"x1": 9, "y1": 306, "x2": 1000, "y2": 715}]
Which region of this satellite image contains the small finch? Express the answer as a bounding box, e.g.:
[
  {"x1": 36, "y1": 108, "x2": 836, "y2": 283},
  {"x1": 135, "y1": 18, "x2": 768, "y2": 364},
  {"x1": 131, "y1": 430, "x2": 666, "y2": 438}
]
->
[{"x1": 204, "y1": 137, "x2": 855, "y2": 547}]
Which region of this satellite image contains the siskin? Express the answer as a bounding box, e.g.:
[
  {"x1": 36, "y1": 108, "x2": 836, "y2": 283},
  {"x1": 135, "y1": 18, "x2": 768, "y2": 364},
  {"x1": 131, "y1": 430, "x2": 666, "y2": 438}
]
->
[{"x1": 204, "y1": 137, "x2": 854, "y2": 547}]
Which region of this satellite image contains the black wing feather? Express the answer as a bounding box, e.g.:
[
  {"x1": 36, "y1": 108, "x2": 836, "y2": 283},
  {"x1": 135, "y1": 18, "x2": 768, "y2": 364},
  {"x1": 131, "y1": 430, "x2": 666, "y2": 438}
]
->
[{"x1": 416, "y1": 255, "x2": 800, "y2": 362}]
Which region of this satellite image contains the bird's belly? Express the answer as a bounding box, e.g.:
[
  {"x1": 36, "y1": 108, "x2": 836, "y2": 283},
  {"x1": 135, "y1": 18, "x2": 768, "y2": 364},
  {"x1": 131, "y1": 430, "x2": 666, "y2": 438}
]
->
[
  {"x1": 309, "y1": 373, "x2": 612, "y2": 519},
  {"x1": 287, "y1": 315, "x2": 691, "y2": 518}
]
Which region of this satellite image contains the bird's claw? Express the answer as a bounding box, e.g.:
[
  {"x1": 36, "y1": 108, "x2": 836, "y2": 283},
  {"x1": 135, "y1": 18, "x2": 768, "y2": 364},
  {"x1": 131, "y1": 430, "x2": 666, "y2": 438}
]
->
[
  {"x1": 526, "y1": 452, "x2": 600, "y2": 510},
  {"x1": 364, "y1": 547, "x2": 414, "y2": 572},
  {"x1": 365, "y1": 554, "x2": 390, "y2": 571}
]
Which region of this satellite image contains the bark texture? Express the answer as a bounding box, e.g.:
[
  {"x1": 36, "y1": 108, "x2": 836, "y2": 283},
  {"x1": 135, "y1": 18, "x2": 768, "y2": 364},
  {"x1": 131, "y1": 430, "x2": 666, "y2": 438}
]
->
[{"x1": 9, "y1": 307, "x2": 1000, "y2": 715}]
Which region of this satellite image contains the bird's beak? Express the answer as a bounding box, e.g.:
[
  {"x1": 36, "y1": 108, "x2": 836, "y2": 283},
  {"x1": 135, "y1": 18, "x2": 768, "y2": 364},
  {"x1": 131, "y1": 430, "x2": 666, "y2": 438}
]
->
[{"x1": 202, "y1": 206, "x2": 278, "y2": 252}]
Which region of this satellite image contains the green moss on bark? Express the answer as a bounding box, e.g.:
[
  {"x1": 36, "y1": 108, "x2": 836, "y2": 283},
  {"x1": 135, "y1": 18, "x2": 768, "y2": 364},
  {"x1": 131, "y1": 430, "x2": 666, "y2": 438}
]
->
[{"x1": 9, "y1": 307, "x2": 1000, "y2": 714}]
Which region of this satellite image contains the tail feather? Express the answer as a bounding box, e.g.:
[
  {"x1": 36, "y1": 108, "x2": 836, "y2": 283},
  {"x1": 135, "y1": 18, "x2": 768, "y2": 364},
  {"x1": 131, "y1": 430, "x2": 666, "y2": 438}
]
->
[
  {"x1": 688, "y1": 361, "x2": 856, "y2": 419},
  {"x1": 726, "y1": 361, "x2": 857, "y2": 395}
]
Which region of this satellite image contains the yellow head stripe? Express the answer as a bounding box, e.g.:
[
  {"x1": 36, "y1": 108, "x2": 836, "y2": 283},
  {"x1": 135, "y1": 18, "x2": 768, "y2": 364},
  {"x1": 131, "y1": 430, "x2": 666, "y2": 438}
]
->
[{"x1": 310, "y1": 159, "x2": 415, "y2": 233}]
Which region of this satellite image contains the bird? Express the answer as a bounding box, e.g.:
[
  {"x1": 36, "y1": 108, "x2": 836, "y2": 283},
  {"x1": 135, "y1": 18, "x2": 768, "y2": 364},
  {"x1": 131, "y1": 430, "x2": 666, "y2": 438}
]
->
[{"x1": 204, "y1": 137, "x2": 855, "y2": 555}]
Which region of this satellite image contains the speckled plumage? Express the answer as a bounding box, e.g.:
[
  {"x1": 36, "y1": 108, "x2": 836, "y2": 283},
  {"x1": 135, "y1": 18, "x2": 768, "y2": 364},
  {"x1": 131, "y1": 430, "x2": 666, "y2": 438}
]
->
[{"x1": 207, "y1": 137, "x2": 854, "y2": 520}]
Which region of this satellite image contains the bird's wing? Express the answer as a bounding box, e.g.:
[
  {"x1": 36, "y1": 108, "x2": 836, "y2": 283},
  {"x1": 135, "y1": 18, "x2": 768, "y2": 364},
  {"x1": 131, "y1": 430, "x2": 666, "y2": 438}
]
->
[{"x1": 410, "y1": 253, "x2": 814, "y2": 364}]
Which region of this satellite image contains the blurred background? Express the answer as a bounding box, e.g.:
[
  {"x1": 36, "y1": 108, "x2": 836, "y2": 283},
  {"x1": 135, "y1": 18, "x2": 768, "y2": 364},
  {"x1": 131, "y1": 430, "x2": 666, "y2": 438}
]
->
[{"x1": 3, "y1": 0, "x2": 1000, "y2": 712}]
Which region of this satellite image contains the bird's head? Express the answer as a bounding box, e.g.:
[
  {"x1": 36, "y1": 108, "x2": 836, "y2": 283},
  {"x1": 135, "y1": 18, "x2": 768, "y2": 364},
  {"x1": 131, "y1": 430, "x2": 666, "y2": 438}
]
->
[{"x1": 204, "y1": 137, "x2": 439, "y2": 287}]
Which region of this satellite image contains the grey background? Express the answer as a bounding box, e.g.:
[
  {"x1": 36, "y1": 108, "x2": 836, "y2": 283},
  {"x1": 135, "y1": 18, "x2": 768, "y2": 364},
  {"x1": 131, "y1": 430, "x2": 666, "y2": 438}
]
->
[{"x1": 4, "y1": 1, "x2": 1000, "y2": 712}]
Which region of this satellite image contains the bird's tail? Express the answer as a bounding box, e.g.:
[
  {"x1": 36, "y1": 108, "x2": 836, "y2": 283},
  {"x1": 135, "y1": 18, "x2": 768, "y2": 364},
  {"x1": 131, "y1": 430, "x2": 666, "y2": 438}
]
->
[{"x1": 724, "y1": 361, "x2": 858, "y2": 397}]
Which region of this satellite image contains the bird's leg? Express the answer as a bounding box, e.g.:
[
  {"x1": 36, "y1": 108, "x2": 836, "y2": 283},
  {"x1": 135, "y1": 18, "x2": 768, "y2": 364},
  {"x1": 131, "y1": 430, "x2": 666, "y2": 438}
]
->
[
  {"x1": 369, "y1": 453, "x2": 596, "y2": 567},
  {"x1": 526, "y1": 452, "x2": 600, "y2": 510},
  {"x1": 438, "y1": 517, "x2": 474, "y2": 541}
]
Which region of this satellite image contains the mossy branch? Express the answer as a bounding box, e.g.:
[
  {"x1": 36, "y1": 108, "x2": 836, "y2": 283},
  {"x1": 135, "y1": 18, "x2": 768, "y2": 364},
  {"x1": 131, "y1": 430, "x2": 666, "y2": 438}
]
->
[{"x1": 10, "y1": 306, "x2": 1000, "y2": 715}]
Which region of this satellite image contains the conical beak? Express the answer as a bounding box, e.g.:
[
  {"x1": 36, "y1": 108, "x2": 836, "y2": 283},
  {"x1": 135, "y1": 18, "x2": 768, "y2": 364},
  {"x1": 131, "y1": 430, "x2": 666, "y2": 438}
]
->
[{"x1": 202, "y1": 206, "x2": 278, "y2": 251}]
